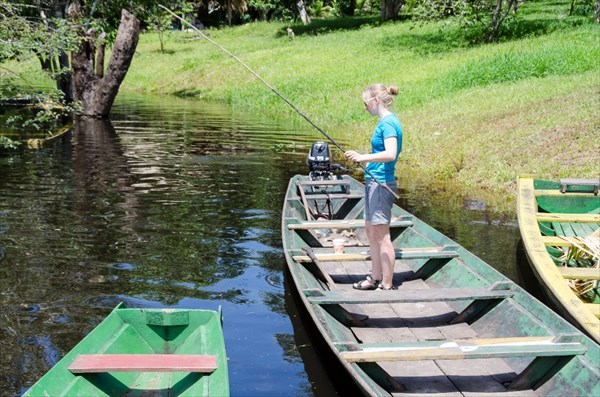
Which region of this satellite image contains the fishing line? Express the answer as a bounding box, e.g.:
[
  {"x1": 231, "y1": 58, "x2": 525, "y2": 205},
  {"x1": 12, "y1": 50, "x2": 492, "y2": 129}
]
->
[{"x1": 159, "y1": 5, "x2": 399, "y2": 199}]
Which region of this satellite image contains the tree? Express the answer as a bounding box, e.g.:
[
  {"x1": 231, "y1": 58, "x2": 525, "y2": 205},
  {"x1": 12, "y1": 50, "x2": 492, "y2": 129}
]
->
[
  {"x1": 69, "y1": 4, "x2": 140, "y2": 117},
  {"x1": 247, "y1": 0, "x2": 278, "y2": 20},
  {"x1": 411, "y1": 0, "x2": 520, "y2": 42},
  {"x1": 381, "y1": 0, "x2": 404, "y2": 20},
  {"x1": 0, "y1": 1, "x2": 79, "y2": 99},
  {"x1": 224, "y1": 0, "x2": 249, "y2": 26},
  {"x1": 2, "y1": 1, "x2": 197, "y2": 117},
  {"x1": 147, "y1": 8, "x2": 172, "y2": 53},
  {"x1": 486, "y1": 0, "x2": 519, "y2": 41},
  {"x1": 297, "y1": 0, "x2": 311, "y2": 24}
]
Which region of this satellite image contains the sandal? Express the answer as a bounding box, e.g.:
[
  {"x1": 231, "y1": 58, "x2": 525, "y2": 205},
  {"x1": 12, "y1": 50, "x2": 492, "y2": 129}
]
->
[
  {"x1": 353, "y1": 276, "x2": 380, "y2": 290},
  {"x1": 377, "y1": 284, "x2": 397, "y2": 291}
]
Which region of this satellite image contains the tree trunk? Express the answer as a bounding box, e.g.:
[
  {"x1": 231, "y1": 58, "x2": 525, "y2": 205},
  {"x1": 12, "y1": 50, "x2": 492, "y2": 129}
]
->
[
  {"x1": 486, "y1": 0, "x2": 517, "y2": 42},
  {"x1": 38, "y1": 5, "x2": 72, "y2": 100},
  {"x1": 340, "y1": 0, "x2": 356, "y2": 16},
  {"x1": 71, "y1": 9, "x2": 140, "y2": 118},
  {"x1": 58, "y1": 51, "x2": 73, "y2": 102},
  {"x1": 297, "y1": 0, "x2": 311, "y2": 25},
  {"x1": 95, "y1": 33, "x2": 106, "y2": 78},
  {"x1": 227, "y1": 0, "x2": 233, "y2": 26},
  {"x1": 381, "y1": 0, "x2": 404, "y2": 21}
]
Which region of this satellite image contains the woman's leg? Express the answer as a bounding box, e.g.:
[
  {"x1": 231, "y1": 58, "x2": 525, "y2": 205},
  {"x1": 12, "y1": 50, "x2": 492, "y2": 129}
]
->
[
  {"x1": 371, "y1": 224, "x2": 394, "y2": 289},
  {"x1": 366, "y1": 221, "x2": 382, "y2": 281}
]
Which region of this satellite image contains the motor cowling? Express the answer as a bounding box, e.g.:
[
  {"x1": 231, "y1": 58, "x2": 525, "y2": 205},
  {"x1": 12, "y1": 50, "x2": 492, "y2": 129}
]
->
[
  {"x1": 307, "y1": 141, "x2": 348, "y2": 180},
  {"x1": 307, "y1": 142, "x2": 331, "y2": 173}
]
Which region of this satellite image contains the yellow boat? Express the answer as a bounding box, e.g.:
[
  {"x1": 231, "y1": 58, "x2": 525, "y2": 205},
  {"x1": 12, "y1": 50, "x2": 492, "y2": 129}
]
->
[{"x1": 517, "y1": 175, "x2": 600, "y2": 344}]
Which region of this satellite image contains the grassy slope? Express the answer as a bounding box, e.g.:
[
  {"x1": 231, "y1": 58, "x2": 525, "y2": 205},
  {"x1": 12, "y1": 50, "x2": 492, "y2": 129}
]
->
[{"x1": 11, "y1": 1, "x2": 599, "y2": 211}]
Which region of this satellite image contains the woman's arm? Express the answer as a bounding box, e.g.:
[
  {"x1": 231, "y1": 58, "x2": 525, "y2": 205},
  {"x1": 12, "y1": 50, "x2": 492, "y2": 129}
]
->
[{"x1": 345, "y1": 137, "x2": 397, "y2": 163}]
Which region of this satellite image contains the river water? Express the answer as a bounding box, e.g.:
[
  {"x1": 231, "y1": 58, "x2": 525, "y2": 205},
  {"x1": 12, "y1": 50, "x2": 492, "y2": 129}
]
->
[{"x1": 0, "y1": 94, "x2": 526, "y2": 396}]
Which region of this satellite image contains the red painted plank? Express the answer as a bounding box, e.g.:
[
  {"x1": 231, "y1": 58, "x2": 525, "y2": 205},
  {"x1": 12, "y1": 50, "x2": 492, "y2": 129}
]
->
[{"x1": 68, "y1": 354, "x2": 218, "y2": 374}]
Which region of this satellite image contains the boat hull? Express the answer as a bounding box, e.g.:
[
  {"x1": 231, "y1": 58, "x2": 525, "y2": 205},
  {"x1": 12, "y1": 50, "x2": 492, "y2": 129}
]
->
[
  {"x1": 283, "y1": 174, "x2": 599, "y2": 396},
  {"x1": 517, "y1": 176, "x2": 600, "y2": 343},
  {"x1": 24, "y1": 304, "x2": 229, "y2": 397}
]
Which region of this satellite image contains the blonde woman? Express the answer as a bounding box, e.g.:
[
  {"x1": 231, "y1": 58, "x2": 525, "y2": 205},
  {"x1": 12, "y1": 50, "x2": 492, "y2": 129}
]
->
[{"x1": 345, "y1": 84, "x2": 402, "y2": 291}]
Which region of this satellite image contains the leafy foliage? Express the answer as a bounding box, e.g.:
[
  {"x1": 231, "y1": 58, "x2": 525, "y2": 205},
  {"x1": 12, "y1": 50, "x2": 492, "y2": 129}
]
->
[
  {"x1": 3, "y1": 90, "x2": 78, "y2": 136},
  {"x1": 0, "y1": 2, "x2": 79, "y2": 63},
  {"x1": 0, "y1": 136, "x2": 20, "y2": 149},
  {"x1": 410, "y1": 0, "x2": 519, "y2": 42}
]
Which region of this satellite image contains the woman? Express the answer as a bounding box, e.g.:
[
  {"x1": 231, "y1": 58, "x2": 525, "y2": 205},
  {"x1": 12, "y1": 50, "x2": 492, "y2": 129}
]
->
[{"x1": 345, "y1": 83, "x2": 402, "y2": 290}]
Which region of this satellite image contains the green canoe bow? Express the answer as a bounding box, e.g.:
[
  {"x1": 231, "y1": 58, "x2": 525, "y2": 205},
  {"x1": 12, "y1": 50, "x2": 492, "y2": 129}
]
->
[{"x1": 24, "y1": 304, "x2": 229, "y2": 397}]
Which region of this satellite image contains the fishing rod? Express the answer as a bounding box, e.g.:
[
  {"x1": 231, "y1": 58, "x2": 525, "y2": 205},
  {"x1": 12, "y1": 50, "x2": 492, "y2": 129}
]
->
[{"x1": 159, "y1": 5, "x2": 399, "y2": 199}]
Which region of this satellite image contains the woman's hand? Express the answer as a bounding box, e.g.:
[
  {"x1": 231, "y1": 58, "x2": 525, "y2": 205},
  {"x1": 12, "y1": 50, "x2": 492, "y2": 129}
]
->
[{"x1": 345, "y1": 150, "x2": 364, "y2": 163}]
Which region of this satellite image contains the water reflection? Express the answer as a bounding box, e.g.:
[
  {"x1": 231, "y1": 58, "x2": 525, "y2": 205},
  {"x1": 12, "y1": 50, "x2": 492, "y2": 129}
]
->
[
  {"x1": 396, "y1": 181, "x2": 521, "y2": 281},
  {"x1": 0, "y1": 94, "x2": 530, "y2": 397},
  {"x1": 1, "y1": 95, "x2": 318, "y2": 396}
]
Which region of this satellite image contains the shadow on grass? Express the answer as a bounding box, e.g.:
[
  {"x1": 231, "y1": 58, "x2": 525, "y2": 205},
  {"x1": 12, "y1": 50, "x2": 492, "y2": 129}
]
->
[
  {"x1": 378, "y1": 29, "x2": 470, "y2": 55},
  {"x1": 152, "y1": 49, "x2": 176, "y2": 55},
  {"x1": 278, "y1": 14, "x2": 588, "y2": 55},
  {"x1": 173, "y1": 88, "x2": 204, "y2": 98},
  {"x1": 378, "y1": 15, "x2": 585, "y2": 55},
  {"x1": 498, "y1": 16, "x2": 587, "y2": 41},
  {"x1": 277, "y1": 16, "x2": 383, "y2": 37}
]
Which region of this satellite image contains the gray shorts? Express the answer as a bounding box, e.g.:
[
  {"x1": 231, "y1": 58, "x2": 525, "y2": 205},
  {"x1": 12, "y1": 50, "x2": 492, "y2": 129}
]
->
[{"x1": 364, "y1": 180, "x2": 397, "y2": 225}]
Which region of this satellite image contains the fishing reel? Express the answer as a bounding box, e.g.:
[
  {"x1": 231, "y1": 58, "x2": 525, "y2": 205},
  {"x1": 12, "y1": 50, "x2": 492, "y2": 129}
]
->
[{"x1": 307, "y1": 142, "x2": 347, "y2": 180}]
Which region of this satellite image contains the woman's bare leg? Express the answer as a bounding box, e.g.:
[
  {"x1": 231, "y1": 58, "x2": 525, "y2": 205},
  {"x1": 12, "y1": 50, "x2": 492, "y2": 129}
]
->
[
  {"x1": 366, "y1": 221, "x2": 382, "y2": 282},
  {"x1": 371, "y1": 224, "x2": 394, "y2": 288}
]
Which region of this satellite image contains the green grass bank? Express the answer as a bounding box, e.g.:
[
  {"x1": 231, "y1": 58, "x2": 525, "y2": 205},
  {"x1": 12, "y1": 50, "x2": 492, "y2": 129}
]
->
[{"x1": 13, "y1": 1, "x2": 600, "y2": 211}]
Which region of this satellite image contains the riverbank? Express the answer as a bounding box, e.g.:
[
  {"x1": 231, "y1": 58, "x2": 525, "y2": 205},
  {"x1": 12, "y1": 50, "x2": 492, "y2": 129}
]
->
[
  {"x1": 10, "y1": 1, "x2": 599, "y2": 211},
  {"x1": 123, "y1": 2, "x2": 600, "y2": 211}
]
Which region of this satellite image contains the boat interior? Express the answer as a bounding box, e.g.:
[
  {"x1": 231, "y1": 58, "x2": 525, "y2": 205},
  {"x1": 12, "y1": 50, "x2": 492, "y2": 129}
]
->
[{"x1": 283, "y1": 176, "x2": 599, "y2": 396}]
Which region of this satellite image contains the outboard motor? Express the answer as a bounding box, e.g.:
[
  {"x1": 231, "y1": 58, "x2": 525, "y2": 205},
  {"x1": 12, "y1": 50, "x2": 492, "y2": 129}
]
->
[
  {"x1": 308, "y1": 142, "x2": 331, "y2": 173},
  {"x1": 307, "y1": 142, "x2": 347, "y2": 180}
]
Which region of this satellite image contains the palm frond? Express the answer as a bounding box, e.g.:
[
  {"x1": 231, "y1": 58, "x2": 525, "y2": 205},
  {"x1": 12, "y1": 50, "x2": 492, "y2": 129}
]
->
[{"x1": 558, "y1": 228, "x2": 599, "y2": 302}]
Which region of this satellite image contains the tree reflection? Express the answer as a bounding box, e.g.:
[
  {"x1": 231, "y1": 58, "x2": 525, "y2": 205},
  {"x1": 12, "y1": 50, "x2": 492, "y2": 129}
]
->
[{"x1": 0, "y1": 99, "x2": 317, "y2": 395}]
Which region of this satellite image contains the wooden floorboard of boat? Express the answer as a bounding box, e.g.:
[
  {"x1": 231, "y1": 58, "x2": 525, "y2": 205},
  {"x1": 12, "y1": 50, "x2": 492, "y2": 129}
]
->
[{"x1": 319, "y1": 258, "x2": 536, "y2": 395}]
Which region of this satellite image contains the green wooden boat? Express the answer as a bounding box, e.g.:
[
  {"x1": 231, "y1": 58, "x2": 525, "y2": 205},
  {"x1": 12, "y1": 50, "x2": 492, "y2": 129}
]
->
[
  {"x1": 282, "y1": 174, "x2": 599, "y2": 396},
  {"x1": 517, "y1": 175, "x2": 600, "y2": 344},
  {"x1": 24, "y1": 304, "x2": 229, "y2": 397}
]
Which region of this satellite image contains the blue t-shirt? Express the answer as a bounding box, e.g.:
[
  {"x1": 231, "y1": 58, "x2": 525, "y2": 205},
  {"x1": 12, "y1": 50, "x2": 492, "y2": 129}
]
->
[{"x1": 366, "y1": 114, "x2": 402, "y2": 183}]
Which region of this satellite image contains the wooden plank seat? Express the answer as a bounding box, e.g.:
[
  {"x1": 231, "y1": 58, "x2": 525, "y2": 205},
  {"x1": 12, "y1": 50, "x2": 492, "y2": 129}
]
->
[
  {"x1": 295, "y1": 180, "x2": 356, "y2": 199},
  {"x1": 297, "y1": 180, "x2": 351, "y2": 187},
  {"x1": 304, "y1": 282, "x2": 513, "y2": 305},
  {"x1": 338, "y1": 335, "x2": 586, "y2": 363},
  {"x1": 292, "y1": 245, "x2": 459, "y2": 263},
  {"x1": 535, "y1": 189, "x2": 600, "y2": 197},
  {"x1": 542, "y1": 236, "x2": 574, "y2": 247},
  {"x1": 293, "y1": 192, "x2": 365, "y2": 200},
  {"x1": 339, "y1": 333, "x2": 587, "y2": 391},
  {"x1": 68, "y1": 354, "x2": 218, "y2": 374},
  {"x1": 558, "y1": 266, "x2": 600, "y2": 280},
  {"x1": 287, "y1": 216, "x2": 413, "y2": 230},
  {"x1": 536, "y1": 212, "x2": 600, "y2": 223},
  {"x1": 560, "y1": 178, "x2": 599, "y2": 194}
]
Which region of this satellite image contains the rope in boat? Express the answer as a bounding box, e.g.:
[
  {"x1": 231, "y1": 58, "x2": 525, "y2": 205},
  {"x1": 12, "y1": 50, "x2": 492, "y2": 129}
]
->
[{"x1": 159, "y1": 5, "x2": 399, "y2": 199}]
